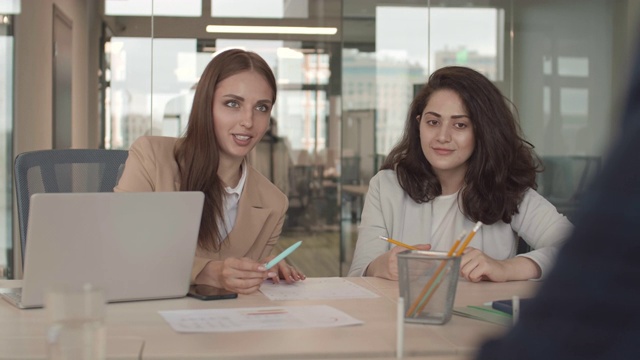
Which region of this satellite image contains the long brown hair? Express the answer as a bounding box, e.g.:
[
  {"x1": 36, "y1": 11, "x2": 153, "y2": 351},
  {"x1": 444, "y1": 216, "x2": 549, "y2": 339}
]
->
[
  {"x1": 382, "y1": 66, "x2": 539, "y2": 224},
  {"x1": 174, "y1": 49, "x2": 277, "y2": 251}
]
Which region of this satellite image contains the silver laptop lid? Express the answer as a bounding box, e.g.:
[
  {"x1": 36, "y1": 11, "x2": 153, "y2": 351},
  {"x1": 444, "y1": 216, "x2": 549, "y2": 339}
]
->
[{"x1": 18, "y1": 191, "x2": 204, "y2": 308}]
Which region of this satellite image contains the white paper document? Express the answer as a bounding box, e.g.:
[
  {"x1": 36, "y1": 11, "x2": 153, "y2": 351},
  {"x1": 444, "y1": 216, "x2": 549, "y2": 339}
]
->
[
  {"x1": 159, "y1": 305, "x2": 363, "y2": 333},
  {"x1": 259, "y1": 277, "x2": 380, "y2": 301}
]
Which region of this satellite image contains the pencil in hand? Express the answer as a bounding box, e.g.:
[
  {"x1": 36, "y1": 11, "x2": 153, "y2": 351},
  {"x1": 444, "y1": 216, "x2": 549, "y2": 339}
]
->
[{"x1": 379, "y1": 236, "x2": 419, "y2": 251}]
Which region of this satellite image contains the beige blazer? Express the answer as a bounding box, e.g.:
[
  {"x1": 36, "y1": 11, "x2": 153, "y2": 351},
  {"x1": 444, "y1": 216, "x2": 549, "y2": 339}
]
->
[{"x1": 114, "y1": 136, "x2": 289, "y2": 282}]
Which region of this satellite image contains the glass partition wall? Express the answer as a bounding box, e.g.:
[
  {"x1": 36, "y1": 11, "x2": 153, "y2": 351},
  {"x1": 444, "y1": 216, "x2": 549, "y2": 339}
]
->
[
  {"x1": 0, "y1": 8, "x2": 14, "y2": 278},
  {"x1": 102, "y1": 0, "x2": 344, "y2": 277},
  {"x1": 3, "y1": 0, "x2": 637, "y2": 278},
  {"x1": 101, "y1": 0, "x2": 636, "y2": 277},
  {"x1": 339, "y1": 0, "x2": 635, "y2": 274},
  {"x1": 0, "y1": 15, "x2": 14, "y2": 279},
  {"x1": 340, "y1": 1, "x2": 512, "y2": 273}
]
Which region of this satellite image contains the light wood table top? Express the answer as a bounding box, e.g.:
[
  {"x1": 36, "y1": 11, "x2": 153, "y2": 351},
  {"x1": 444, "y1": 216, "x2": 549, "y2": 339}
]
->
[{"x1": 1, "y1": 277, "x2": 537, "y2": 359}]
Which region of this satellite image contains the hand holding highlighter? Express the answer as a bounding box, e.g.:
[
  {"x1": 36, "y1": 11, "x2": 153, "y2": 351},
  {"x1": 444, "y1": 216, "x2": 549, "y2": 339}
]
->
[{"x1": 264, "y1": 241, "x2": 302, "y2": 270}]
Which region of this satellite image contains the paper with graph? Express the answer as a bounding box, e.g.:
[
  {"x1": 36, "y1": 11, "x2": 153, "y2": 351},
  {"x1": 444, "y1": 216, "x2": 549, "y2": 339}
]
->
[
  {"x1": 259, "y1": 277, "x2": 379, "y2": 301},
  {"x1": 160, "y1": 305, "x2": 363, "y2": 332}
]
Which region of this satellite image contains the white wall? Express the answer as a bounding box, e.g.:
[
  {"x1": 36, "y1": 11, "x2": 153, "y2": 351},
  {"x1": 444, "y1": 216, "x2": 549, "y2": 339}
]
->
[{"x1": 14, "y1": 0, "x2": 99, "y2": 154}]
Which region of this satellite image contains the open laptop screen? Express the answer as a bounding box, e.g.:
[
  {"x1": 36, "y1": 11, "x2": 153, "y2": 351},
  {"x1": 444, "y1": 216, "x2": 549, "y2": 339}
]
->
[{"x1": 5, "y1": 191, "x2": 204, "y2": 309}]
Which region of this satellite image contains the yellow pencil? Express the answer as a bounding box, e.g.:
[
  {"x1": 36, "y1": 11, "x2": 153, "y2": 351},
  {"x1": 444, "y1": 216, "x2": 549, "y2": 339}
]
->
[
  {"x1": 379, "y1": 236, "x2": 419, "y2": 251},
  {"x1": 455, "y1": 221, "x2": 483, "y2": 256}
]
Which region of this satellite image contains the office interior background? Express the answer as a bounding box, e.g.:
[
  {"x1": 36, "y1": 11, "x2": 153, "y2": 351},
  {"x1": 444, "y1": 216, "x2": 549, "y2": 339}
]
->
[{"x1": 1, "y1": 0, "x2": 638, "y2": 279}]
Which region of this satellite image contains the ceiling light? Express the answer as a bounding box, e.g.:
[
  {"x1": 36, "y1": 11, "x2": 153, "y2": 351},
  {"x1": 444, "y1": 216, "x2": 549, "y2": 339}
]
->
[{"x1": 206, "y1": 25, "x2": 337, "y2": 35}]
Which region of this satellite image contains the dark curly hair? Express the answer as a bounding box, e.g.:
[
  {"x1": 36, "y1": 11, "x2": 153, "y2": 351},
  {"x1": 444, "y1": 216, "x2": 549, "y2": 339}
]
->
[{"x1": 382, "y1": 66, "x2": 540, "y2": 224}]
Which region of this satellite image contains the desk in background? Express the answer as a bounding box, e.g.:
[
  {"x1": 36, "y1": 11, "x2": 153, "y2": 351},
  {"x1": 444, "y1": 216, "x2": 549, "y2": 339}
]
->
[
  {"x1": 342, "y1": 184, "x2": 369, "y2": 197},
  {"x1": 0, "y1": 277, "x2": 537, "y2": 359},
  {"x1": 341, "y1": 184, "x2": 369, "y2": 223}
]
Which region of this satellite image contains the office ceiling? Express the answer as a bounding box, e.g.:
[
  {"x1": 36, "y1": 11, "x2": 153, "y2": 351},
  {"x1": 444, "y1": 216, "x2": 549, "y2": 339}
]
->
[{"x1": 102, "y1": 0, "x2": 501, "y2": 45}]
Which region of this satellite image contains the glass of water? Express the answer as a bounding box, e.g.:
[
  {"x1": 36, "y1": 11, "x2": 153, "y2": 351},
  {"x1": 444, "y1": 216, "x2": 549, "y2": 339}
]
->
[{"x1": 45, "y1": 283, "x2": 106, "y2": 360}]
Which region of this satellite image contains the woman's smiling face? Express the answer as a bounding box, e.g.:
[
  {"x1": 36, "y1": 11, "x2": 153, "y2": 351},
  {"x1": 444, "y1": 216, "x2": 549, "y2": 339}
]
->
[
  {"x1": 212, "y1": 70, "x2": 274, "y2": 163},
  {"x1": 419, "y1": 89, "x2": 475, "y2": 181}
]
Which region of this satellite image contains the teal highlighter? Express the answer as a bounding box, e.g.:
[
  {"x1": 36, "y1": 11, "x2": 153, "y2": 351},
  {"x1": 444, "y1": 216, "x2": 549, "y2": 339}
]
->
[{"x1": 264, "y1": 241, "x2": 302, "y2": 270}]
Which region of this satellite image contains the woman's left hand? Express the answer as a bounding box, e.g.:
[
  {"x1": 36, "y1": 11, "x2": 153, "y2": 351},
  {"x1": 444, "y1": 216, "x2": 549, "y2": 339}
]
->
[
  {"x1": 459, "y1": 247, "x2": 508, "y2": 282},
  {"x1": 262, "y1": 255, "x2": 306, "y2": 284},
  {"x1": 460, "y1": 247, "x2": 542, "y2": 282}
]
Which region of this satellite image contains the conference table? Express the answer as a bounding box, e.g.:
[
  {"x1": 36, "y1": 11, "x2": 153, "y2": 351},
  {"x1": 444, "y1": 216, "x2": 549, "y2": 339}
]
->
[{"x1": 0, "y1": 277, "x2": 538, "y2": 359}]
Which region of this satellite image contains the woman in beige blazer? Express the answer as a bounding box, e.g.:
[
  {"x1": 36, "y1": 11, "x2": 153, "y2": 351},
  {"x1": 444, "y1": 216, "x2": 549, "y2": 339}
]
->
[{"x1": 115, "y1": 49, "x2": 305, "y2": 294}]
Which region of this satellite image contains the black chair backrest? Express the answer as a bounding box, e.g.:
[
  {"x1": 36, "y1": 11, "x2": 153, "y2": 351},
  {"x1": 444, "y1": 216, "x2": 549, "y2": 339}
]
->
[
  {"x1": 14, "y1": 149, "x2": 128, "y2": 264},
  {"x1": 341, "y1": 156, "x2": 361, "y2": 185}
]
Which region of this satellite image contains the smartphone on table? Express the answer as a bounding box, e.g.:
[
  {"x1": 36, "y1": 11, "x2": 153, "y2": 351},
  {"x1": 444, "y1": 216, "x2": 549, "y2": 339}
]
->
[{"x1": 187, "y1": 285, "x2": 238, "y2": 300}]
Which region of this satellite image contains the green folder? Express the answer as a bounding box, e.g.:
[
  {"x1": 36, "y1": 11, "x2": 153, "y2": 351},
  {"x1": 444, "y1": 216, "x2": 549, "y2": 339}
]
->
[{"x1": 452, "y1": 305, "x2": 512, "y2": 326}]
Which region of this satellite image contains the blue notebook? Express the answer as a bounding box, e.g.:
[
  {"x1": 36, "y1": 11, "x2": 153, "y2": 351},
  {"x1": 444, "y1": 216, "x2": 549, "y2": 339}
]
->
[{"x1": 491, "y1": 298, "x2": 532, "y2": 315}]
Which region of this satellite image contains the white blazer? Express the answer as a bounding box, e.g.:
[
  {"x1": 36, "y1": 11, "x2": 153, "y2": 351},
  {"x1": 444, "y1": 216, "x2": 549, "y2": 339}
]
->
[{"x1": 348, "y1": 170, "x2": 574, "y2": 279}]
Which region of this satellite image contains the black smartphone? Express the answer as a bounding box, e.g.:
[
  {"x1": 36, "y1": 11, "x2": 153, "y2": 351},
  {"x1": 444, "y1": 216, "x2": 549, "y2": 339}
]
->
[{"x1": 187, "y1": 285, "x2": 238, "y2": 300}]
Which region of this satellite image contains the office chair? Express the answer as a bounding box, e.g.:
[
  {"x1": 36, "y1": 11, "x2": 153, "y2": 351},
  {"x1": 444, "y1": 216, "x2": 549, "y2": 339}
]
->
[
  {"x1": 340, "y1": 156, "x2": 361, "y2": 185},
  {"x1": 340, "y1": 156, "x2": 363, "y2": 221},
  {"x1": 537, "y1": 155, "x2": 601, "y2": 221},
  {"x1": 14, "y1": 149, "x2": 129, "y2": 264},
  {"x1": 285, "y1": 165, "x2": 313, "y2": 229}
]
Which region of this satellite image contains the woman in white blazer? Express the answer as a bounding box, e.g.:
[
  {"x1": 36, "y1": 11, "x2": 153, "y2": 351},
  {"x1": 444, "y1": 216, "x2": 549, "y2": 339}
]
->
[{"x1": 348, "y1": 66, "x2": 573, "y2": 282}]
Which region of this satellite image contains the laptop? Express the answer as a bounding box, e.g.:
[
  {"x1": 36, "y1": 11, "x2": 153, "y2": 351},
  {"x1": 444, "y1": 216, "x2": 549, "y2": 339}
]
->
[{"x1": 1, "y1": 191, "x2": 204, "y2": 309}]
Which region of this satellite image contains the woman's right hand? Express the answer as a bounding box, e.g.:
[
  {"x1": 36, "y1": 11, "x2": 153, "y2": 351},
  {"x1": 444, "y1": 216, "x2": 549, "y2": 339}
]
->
[
  {"x1": 197, "y1": 257, "x2": 277, "y2": 294},
  {"x1": 367, "y1": 244, "x2": 431, "y2": 280}
]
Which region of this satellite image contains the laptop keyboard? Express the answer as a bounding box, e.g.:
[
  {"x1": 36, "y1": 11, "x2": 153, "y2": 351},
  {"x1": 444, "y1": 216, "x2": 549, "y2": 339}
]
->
[{"x1": 1, "y1": 288, "x2": 22, "y2": 303}]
